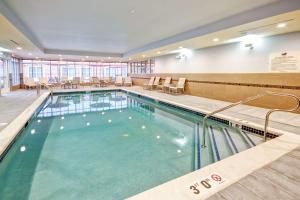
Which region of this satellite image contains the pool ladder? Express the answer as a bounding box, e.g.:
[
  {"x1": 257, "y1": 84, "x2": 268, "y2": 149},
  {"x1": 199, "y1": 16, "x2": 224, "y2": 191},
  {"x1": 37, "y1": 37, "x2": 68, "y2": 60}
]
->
[{"x1": 201, "y1": 91, "x2": 300, "y2": 148}]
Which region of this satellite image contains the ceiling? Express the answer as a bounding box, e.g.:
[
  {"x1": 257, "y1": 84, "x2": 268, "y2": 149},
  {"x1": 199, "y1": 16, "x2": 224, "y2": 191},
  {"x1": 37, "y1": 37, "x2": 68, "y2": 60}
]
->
[
  {"x1": 130, "y1": 9, "x2": 300, "y2": 60},
  {"x1": 0, "y1": 0, "x2": 300, "y2": 61},
  {"x1": 0, "y1": 14, "x2": 41, "y2": 56}
]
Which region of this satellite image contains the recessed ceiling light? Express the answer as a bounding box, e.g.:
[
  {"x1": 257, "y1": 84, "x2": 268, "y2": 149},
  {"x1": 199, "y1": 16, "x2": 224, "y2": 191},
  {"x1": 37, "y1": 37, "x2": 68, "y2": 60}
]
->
[
  {"x1": 16, "y1": 46, "x2": 22, "y2": 50},
  {"x1": 213, "y1": 38, "x2": 219, "y2": 42},
  {"x1": 179, "y1": 46, "x2": 183, "y2": 49},
  {"x1": 277, "y1": 23, "x2": 287, "y2": 28},
  {"x1": 130, "y1": 9, "x2": 136, "y2": 14},
  {"x1": 142, "y1": 55, "x2": 146, "y2": 58},
  {"x1": 157, "y1": 51, "x2": 161, "y2": 54}
]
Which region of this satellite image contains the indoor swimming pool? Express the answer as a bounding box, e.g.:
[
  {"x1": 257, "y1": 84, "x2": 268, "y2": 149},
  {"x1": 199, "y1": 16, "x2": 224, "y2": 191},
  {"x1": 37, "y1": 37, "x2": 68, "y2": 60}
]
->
[{"x1": 0, "y1": 91, "x2": 264, "y2": 200}]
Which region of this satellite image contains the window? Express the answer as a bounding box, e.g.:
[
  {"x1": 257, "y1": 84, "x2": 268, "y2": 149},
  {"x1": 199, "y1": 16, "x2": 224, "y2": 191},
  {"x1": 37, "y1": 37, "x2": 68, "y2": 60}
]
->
[
  {"x1": 0, "y1": 59, "x2": 9, "y2": 89},
  {"x1": 129, "y1": 59, "x2": 154, "y2": 75},
  {"x1": 21, "y1": 59, "x2": 129, "y2": 81},
  {"x1": 81, "y1": 63, "x2": 90, "y2": 82},
  {"x1": 0, "y1": 59, "x2": 5, "y2": 89},
  {"x1": 10, "y1": 57, "x2": 20, "y2": 86},
  {"x1": 41, "y1": 61, "x2": 51, "y2": 78}
]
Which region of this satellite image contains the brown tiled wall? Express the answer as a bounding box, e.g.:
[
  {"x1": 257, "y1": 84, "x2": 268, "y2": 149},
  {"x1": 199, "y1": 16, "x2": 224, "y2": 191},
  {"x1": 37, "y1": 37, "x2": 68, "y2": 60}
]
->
[{"x1": 130, "y1": 73, "x2": 300, "y2": 111}]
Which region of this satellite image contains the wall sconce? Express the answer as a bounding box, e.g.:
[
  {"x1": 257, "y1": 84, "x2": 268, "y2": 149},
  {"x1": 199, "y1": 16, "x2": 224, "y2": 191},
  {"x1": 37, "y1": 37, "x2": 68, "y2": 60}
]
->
[
  {"x1": 175, "y1": 54, "x2": 187, "y2": 60},
  {"x1": 175, "y1": 48, "x2": 193, "y2": 60}
]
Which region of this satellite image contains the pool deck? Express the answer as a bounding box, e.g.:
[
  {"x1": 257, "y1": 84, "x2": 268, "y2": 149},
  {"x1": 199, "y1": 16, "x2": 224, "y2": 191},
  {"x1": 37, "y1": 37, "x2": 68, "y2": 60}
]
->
[
  {"x1": 1, "y1": 86, "x2": 300, "y2": 200},
  {"x1": 0, "y1": 90, "x2": 45, "y2": 132},
  {"x1": 207, "y1": 147, "x2": 300, "y2": 200}
]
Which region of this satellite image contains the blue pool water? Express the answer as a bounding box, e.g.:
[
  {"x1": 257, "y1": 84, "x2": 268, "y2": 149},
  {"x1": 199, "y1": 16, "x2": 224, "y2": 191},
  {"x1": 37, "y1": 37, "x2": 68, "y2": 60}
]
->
[{"x1": 0, "y1": 91, "x2": 263, "y2": 199}]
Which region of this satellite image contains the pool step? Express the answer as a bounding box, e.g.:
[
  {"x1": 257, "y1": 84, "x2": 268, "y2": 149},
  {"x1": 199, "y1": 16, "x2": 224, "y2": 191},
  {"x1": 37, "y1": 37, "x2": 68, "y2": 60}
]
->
[
  {"x1": 207, "y1": 126, "x2": 264, "y2": 163},
  {"x1": 194, "y1": 124, "x2": 215, "y2": 170},
  {"x1": 223, "y1": 128, "x2": 253, "y2": 153},
  {"x1": 208, "y1": 126, "x2": 233, "y2": 162},
  {"x1": 194, "y1": 125, "x2": 264, "y2": 170},
  {"x1": 238, "y1": 129, "x2": 264, "y2": 146}
]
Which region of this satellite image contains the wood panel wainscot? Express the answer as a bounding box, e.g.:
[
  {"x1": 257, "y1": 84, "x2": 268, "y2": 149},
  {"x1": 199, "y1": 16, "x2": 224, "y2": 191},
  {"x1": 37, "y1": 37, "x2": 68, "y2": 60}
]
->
[{"x1": 130, "y1": 73, "x2": 300, "y2": 112}]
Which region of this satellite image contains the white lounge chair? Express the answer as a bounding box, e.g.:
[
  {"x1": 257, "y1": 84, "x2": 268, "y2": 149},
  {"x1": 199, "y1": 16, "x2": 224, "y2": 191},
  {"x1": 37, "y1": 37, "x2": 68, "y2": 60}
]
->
[
  {"x1": 124, "y1": 77, "x2": 132, "y2": 87},
  {"x1": 60, "y1": 77, "x2": 69, "y2": 88},
  {"x1": 24, "y1": 77, "x2": 37, "y2": 89},
  {"x1": 143, "y1": 76, "x2": 155, "y2": 90},
  {"x1": 152, "y1": 77, "x2": 160, "y2": 89},
  {"x1": 72, "y1": 77, "x2": 81, "y2": 89},
  {"x1": 103, "y1": 77, "x2": 111, "y2": 86},
  {"x1": 91, "y1": 77, "x2": 101, "y2": 87},
  {"x1": 39, "y1": 77, "x2": 53, "y2": 88},
  {"x1": 115, "y1": 76, "x2": 123, "y2": 86},
  {"x1": 39, "y1": 77, "x2": 48, "y2": 85},
  {"x1": 157, "y1": 77, "x2": 172, "y2": 92},
  {"x1": 169, "y1": 78, "x2": 186, "y2": 94}
]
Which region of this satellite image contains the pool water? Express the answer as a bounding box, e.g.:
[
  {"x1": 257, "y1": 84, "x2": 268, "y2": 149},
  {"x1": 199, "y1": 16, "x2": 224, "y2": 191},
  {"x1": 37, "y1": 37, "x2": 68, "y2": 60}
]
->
[{"x1": 0, "y1": 91, "x2": 263, "y2": 200}]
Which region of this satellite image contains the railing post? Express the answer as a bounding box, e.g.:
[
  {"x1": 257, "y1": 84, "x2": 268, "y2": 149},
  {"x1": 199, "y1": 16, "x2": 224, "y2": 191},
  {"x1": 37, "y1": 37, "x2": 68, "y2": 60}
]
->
[
  {"x1": 264, "y1": 111, "x2": 272, "y2": 142},
  {"x1": 36, "y1": 84, "x2": 41, "y2": 95},
  {"x1": 263, "y1": 92, "x2": 300, "y2": 141},
  {"x1": 201, "y1": 117, "x2": 208, "y2": 147}
]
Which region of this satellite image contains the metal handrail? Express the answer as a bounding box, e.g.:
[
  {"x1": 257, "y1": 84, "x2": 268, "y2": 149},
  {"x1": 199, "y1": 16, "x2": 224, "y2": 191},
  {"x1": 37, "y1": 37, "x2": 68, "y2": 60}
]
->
[
  {"x1": 264, "y1": 92, "x2": 300, "y2": 141},
  {"x1": 201, "y1": 91, "x2": 300, "y2": 147}
]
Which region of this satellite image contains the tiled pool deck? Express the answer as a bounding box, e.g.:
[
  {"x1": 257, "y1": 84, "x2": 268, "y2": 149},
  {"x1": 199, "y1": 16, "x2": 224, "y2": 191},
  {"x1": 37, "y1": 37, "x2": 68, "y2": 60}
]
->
[
  {"x1": 207, "y1": 147, "x2": 300, "y2": 200},
  {"x1": 0, "y1": 86, "x2": 300, "y2": 200},
  {"x1": 0, "y1": 90, "x2": 46, "y2": 131}
]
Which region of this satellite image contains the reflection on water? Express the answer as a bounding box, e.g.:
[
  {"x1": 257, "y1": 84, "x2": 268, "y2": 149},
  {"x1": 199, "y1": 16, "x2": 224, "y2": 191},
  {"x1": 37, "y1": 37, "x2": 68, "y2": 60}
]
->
[
  {"x1": 47, "y1": 102, "x2": 70, "y2": 108},
  {"x1": 39, "y1": 91, "x2": 129, "y2": 118},
  {"x1": 90, "y1": 102, "x2": 112, "y2": 108}
]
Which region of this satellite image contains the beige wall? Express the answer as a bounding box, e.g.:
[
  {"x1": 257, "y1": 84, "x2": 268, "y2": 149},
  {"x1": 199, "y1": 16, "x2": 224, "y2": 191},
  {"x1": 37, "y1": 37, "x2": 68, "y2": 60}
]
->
[{"x1": 131, "y1": 73, "x2": 300, "y2": 112}]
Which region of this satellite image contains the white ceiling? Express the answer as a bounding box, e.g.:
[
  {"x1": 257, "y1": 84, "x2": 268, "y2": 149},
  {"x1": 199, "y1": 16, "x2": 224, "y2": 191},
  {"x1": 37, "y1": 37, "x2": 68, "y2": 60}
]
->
[{"x1": 3, "y1": 0, "x2": 279, "y2": 54}]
